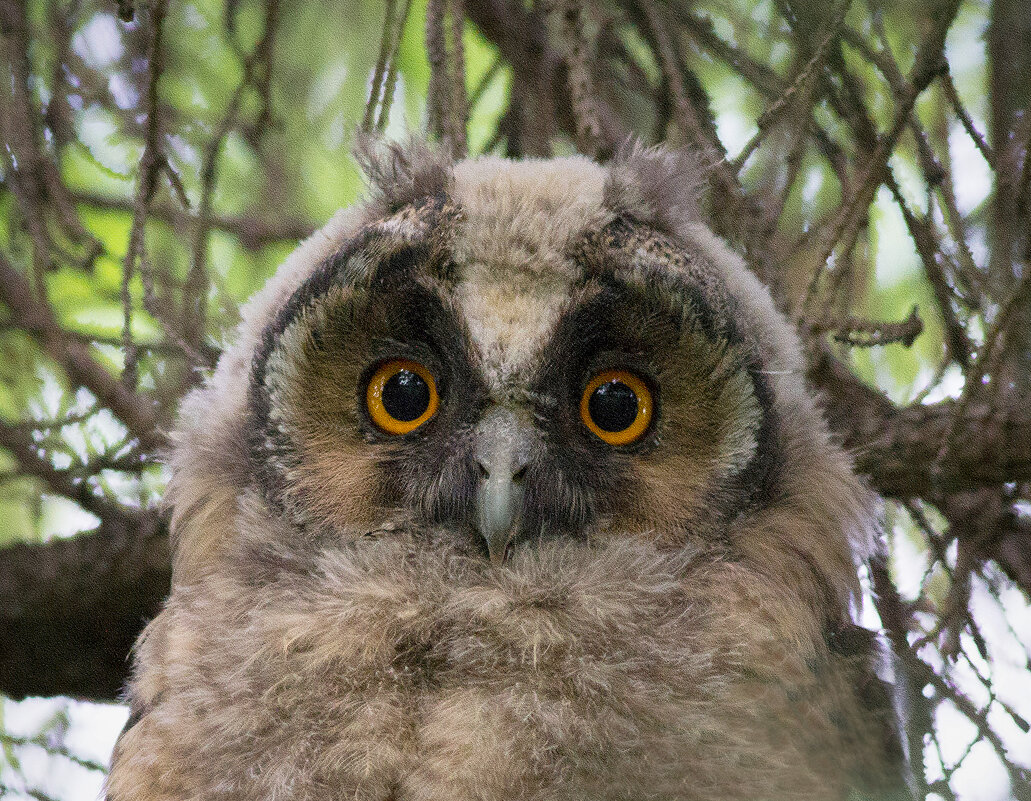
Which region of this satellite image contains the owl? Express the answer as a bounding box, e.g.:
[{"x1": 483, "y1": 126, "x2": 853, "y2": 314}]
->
[{"x1": 106, "y1": 141, "x2": 909, "y2": 801}]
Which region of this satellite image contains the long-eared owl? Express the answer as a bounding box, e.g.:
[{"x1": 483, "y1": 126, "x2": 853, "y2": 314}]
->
[{"x1": 106, "y1": 141, "x2": 908, "y2": 801}]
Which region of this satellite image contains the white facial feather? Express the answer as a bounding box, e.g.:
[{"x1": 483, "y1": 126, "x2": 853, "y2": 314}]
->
[{"x1": 450, "y1": 156, "x2": 609, "y2": 393}]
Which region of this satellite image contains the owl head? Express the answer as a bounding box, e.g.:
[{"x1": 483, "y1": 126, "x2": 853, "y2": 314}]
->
[{"x1": 168, "y1": 140, "x2": 874, "y2": 625}]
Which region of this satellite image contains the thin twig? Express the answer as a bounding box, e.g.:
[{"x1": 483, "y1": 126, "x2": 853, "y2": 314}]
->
[
  {"x1": 121, "y1": 0, "x2": 172, "y2": 389},
  {"x1": 0, "y1": 254, "x2": 162, "y2": 448},
  {"x1": 0, "y1": 418, "x2": 144, "y2": 525},
  {"x1": 375, "y1": 0, "x2": 415, "y2": 133},
  {"x1": 184, "y1": 0, "x2": 281, "y2": 355},
  {"x1": 798, "y1": 0, "x2": 958, "y2": 320},
  {"x1": 829, "y1": 306, "x2": 924, "y2": 348},
  {"x1": 363, "y1": 0, "x2": 400, "y2": 132},
  {"x1": 886, "y1": 172, "x2": 974, "y2": 366},
  {"x1": 940, "y1": 66, "x2": 995, "y2": 169},
  {"x1": 0, "y1": 733, "x2": 107, "y2": 774}
]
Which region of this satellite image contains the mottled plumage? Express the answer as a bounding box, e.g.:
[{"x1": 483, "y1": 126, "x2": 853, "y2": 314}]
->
[{"x1": 107, "y1": 141, "x2": 908, "y2": 801}]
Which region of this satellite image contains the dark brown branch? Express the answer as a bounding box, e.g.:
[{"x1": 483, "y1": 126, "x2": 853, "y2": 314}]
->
[
  {"x1": 68, "y1": 190, "x2": 314, "y2": 249},
  {"x1": 426, "y1": 0, "x2": 468, "y2": 154},
  {"x1": 798, "y1": 0, "x2": 959, "y2": 319},
  {"x1": 885, "y1": 173, "x2": 974, "y2": 366},
  {"x1": 121, "y1": 0, "x2": 172, "y2": 389},
  {"x1": 363, "y1": 0, "x2": 401, "y2": 132},
  {"x1": 0, "y1": 0, "x2": 53, "y2": 280},
  {"x1": 554, "y1": 0, "x2": 602, "y2": 156},
  {"x1": 0, "y1": 515, "x2": 169, "y2": 700},
  {"x1": 0, "y1": 419, "x2": 142, "y2": 526},
  {"x1": 730, "y1": 0, "x2": 846, "y2": 171},
  {"x1": 466, "y1": 0, "x2": 628, "y2": 155},
  {"x1": 829, "y1": 306, "x2": 924, "y2": 348},
  {"x1": 809, "y1": 349, "x2": 1031, "y2": 501}
]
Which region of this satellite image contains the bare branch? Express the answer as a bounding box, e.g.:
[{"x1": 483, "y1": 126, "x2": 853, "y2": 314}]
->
[
  {"x1": 0, "y1": 419, "x2": 143, "y2": 526},
  {"x1": 69, "y1": 190, "x2": 314, "y2": 248},
  {"x1": 554, "y1": 0, "x2": 602, "y2": 156},
  {"x1": 0, "y1": 515, "x2": 169, "y2": 700},
  {"x1": 121, "y1": 0, "x2": 172, "y2": 388},
  {"x1": 828, "y1": 306, "x2": 924, "y2": 348},
  {"x1": 0, "y1": 255, "x2": 162, "y2": 449},
  {"x1": 809, "y1": 348, "x2": 1031, "y2": 500}
]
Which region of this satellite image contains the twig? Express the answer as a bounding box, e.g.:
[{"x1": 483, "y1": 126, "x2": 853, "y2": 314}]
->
[
  {"x1": 553, "y1": 0, "x2": 602, "y2": 156},
  {"x1": 184, "y1": 0, "x2": 281, "y2": 355},
  {"x1": 121, "y1": 0, "x2": 172, "y2": 389},
  {"x1": 798, "y1": 0, "x2": 958, "y2": 320},
  {"x1": 731, "y1": 0, "x2": 847, "y2": 171},
  {"x1": 829, "y1": 306, "x2": 924, "y2": 348},
  {"x1": 69, "y1": 190, "x2": 314, "y2": 248},
  {"x1": 886, "y1": 172, "x2": 973, "y2": 366},
  {"x1": 974, "y1": 275, "x2": 1031, "y2": 391},
  {"x1": 940, "y1": 66, "x2": 995, "y2": 169},
  {"x1": 677, "y1": 8, "x2": 786, "y2": 98},
  {"x1": 0, "y1": 733, "x2": 107, "y2": 774},
  {"x1": 0, "y1": 418, "x2": 143, "y2": 526},
  {"x1": 363, "y1": 0, "x2": 400, "y2": 132},
  {"x1": 467, "y1": 57, "x2": 503, "y2": 112},
  {"x1": 375, "y1": 0, "x2": 415, "y2": 133}
]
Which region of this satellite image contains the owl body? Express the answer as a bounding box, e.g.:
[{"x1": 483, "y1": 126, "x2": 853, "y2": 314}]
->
[{"x1": 107, "y1": 144, "x2": 906, "y2": 801}]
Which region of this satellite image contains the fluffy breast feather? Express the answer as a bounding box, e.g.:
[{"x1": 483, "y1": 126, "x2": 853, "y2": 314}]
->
[{"x1": 109, "y1": 527, "x2": 894, "y2": 801}]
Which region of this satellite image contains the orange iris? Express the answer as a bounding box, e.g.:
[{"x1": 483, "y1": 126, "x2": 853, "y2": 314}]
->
[
  {"x1": 580, "y1": 369, "x2": 653, "y2": 446},
  {"x1": 366, "y1": 359, "x2": 439, "y2": 435}
]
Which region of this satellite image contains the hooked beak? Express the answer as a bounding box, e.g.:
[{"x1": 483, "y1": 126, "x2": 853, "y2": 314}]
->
[{"x1": 473, "y1": 406, "x2": 534, "y2": 565}]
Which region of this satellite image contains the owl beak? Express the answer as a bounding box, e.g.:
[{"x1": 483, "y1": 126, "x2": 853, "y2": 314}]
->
[{"x1": 473, "y1": 406, "x2": 534, "y2": 565}]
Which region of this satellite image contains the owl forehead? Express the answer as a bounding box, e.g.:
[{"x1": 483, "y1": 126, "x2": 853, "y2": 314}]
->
[{"x1": 446, "y1": 156, "x2": 611, "y2": 393}]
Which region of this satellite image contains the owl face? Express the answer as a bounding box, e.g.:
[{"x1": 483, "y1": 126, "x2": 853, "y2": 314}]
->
[
  {"x1": 165, "y1": 141, "x2": 871, "y2": 616},
  {"x1": 248, "y1": 162, "x2": 776, "y2": 566}
]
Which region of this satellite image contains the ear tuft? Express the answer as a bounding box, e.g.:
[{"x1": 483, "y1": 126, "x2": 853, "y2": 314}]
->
[
  {"x1": 603, "y1": 140, "x2": 709, "y2": 233},
  {"x1": 354, "y1": 135, "x2": 455, "y2": 213}
]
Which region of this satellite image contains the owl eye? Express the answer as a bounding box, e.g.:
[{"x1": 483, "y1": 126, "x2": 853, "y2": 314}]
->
[
  {"x1": 366, "y1": 359, "x2": 439, "y2": 434},
  {"x1": 580, "y1": 369, "x2": 653, "y2": 445}
]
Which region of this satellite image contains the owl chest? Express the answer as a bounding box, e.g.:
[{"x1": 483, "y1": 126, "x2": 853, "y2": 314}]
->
[{"x1": 139, "y1": 545, "x2": 851, "y2": 801}]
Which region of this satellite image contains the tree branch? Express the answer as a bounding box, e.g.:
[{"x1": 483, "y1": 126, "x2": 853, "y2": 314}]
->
[
  {"x1": 0, "y1": 419, "x2": 143, "y2": 526},
  {"x1": 0, "y1": 514, "x2": 169, "y2": 700},
  {"x1": 809, "y1": 349, "x2": 1031, "y2": 500},
  {"x1": 68, "y1": 190, "x2": 315, "y2": 249},
  {"x1": 465, "y1": 0, "x2": 629, "y2": 155}
]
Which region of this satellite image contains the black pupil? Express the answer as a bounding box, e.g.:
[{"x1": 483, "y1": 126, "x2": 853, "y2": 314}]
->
[
  {"x1": 382, "y1": 369, "x2": 430, "y2": 422},
  {"x1": 588, "y1": 380, "x2": 639, "y2": 432}
]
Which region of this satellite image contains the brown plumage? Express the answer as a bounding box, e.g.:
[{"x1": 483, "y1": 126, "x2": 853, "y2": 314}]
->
[{"x1": 106, "y1": 141, "x2": 909, "y2": 801}]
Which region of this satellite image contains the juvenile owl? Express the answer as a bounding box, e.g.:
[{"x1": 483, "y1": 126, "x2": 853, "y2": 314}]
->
[{"x1": 107, "y1": 141, "x2": 908, "y2": 801}]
